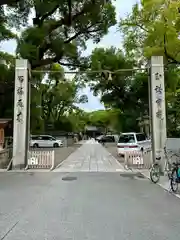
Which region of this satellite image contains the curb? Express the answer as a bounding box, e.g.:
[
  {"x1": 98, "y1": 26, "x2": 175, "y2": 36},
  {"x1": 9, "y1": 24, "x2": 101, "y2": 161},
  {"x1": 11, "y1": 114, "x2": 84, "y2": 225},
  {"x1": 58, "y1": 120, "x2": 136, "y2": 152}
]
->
[{"x1": 134, "y1": 169, "x2": 180, "y2": 199}]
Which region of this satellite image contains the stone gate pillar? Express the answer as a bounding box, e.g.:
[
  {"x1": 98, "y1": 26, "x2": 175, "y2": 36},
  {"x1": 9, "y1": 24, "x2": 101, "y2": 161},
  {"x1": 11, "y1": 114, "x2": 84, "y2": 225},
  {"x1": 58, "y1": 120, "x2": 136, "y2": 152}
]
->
[
  {"x1": 12, "y1": 59, "x2": 31, "y2": 169},
  {"x1": 150, "y1": 56, "x2": 167, "y2": 167}
]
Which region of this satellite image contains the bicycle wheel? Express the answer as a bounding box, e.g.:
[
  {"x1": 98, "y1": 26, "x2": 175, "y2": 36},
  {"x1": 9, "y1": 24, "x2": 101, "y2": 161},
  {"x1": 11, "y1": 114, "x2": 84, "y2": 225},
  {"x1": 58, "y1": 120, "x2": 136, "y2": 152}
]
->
[
  {"x1": 170, "y1": 168, "x2": 179, "y2": 193},
  {"x1": 150, "y1": 164, "x2": 160, "y2": 183},
  {"x1": 168, "y1": 154, "x2": 179, "y2": 179}
]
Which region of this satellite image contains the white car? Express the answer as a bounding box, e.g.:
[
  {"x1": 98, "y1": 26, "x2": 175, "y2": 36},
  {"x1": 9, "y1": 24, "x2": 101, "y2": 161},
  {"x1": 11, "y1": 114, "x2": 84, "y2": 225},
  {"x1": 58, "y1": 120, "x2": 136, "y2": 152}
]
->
[
  {"x1": 30, "y1": 135, "x2": 63, "y2": 148},
  {"x1": 117, "y1": 132, "x2": 151, "y2": 156}
]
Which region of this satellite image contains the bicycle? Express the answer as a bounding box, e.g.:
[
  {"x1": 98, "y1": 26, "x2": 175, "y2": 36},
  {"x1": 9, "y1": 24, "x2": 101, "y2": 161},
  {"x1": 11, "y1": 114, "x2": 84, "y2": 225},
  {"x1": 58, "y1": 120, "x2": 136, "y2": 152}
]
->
[
  {"x1": 150, "y1": 147, "x2": 179, "y2": 183},
  {"x1": 170, "y1": 162, "x2": 180, "y2": 193}
]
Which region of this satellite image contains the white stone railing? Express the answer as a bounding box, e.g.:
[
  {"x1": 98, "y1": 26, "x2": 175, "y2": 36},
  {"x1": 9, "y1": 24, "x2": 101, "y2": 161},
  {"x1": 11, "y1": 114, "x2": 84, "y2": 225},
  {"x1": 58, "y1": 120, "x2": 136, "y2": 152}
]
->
[
  {"x1": 124, "y1": 150, "x2": 152, "y2": 169},
  {"x1": 26, "y1": 150, "x2": 55, "y2": 170}
]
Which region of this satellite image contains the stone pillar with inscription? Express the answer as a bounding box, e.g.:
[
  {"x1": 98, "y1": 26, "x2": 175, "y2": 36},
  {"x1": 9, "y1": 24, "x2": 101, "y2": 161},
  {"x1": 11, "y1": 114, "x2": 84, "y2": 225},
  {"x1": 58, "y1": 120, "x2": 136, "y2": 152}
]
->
[
  {"x1": 12, "y1": 59, "x2": 30, "y2": 169},
  {"x1": 150, "y1": 56, "x2": 167, "y2": 169}
]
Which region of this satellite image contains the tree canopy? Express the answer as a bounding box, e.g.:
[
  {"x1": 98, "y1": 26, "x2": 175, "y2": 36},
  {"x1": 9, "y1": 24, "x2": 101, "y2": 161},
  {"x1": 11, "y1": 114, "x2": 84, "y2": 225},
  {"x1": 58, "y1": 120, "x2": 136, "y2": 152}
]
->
[
  {"x1": 82, "y1": 47, "x2": 149, "y2": 131},
  {"x1": 2, "y1": 0, "x2": 180, "y2": 136},
  {"x1": 120, "y1": 0, "x2": 180, "y2": 63},
  {"x1": 0, "y1": 0, "x2": 118, "y2": 134},
  {"x1": 1, "y1": 0, "x2": 116, "y2": 69}
]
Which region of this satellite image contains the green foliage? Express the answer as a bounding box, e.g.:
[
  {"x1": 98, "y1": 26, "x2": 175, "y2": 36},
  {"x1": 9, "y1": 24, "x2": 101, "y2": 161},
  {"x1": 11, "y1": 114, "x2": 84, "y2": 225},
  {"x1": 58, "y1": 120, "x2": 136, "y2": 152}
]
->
[
  {"x1": 119, "y1": 0, "x2": 180, "y2": 63},
  {"x1": 0, "y1": 0, "x2": 29, "y2": 42},
  {"x1": 83, "y1": 47, "x2": 149, "y2": 131},
  {"x1": 0, "y1": 54, "x2": 15, "y2": 118},
  {"x1": 85, "y1": 45, "x2": 180, "y2": 134},
  {"x1": 68, "y1": 109, "x2": 89, "y2": 132},
  {"x1": 87, "y1": 109, "x2": 121, "y2": 132},
  {"x1": 10, "y1": 0, "x2": 117, "y2": 69},
  {"x1": 87, "y1": 47, "x2": 134, "y2": 108},
  {"x1": 0, "y1": 0, "x2": 117, "y2": 133},
  {"x1": 119, "y1": 0, "x2": 180, "y2": 135},
  {"x1": 30, "y1": 63, "x2": 88, "y2": 133},
  {"x1": 165, "y1": 66, "x2": 180, "y2": 136},
  {"x1": 2, "y1": 0, "x2": 180, "y2": 137}
]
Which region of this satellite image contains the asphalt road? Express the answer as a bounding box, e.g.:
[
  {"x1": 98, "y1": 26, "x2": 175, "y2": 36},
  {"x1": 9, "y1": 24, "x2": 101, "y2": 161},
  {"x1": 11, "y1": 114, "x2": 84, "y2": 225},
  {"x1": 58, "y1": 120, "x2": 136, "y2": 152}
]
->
[{"x1": 1, "y1": 141, "x2": 180, "y2": 239}]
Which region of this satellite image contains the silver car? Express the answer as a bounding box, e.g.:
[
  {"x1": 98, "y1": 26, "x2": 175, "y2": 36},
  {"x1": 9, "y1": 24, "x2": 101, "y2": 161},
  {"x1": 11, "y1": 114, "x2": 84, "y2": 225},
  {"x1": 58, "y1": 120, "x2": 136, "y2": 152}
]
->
[{"x1": 30, "y1": 135, "x2": 63, "y2": 148}]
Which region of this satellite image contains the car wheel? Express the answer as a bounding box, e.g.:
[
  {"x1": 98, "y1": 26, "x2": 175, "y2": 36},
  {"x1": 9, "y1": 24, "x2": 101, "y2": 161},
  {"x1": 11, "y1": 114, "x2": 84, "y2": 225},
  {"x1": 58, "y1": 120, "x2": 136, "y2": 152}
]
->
[
  {"x1": 53, "y1": 143, "x2": 59, "y2": 148},
  {"x1": 33, "y1": 143, "x2": 38, "y2": 148}
]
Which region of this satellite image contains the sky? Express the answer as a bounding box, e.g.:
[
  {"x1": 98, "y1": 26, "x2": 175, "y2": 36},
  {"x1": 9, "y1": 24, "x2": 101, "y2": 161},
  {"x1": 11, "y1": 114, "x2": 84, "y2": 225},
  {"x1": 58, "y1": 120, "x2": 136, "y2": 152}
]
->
[{"x1": 1, "y1": 0, "x2": 138, "y2": 112}]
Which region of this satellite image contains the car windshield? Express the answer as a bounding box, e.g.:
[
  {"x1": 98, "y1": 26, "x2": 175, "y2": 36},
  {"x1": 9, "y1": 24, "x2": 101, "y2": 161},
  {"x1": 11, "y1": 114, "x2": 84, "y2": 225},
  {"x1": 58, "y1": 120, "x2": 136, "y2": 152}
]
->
[
  {"x1": 118, "y1": 134, "x2": 135, "y2": 143},
  {"x1": 31, "y1": 136, "x2": 38, "y2": 140}
]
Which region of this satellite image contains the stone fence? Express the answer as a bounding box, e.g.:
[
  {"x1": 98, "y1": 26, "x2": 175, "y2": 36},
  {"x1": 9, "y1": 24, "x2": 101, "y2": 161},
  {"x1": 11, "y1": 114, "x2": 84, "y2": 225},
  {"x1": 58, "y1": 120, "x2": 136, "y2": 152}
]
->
[
  {"x1": 124, "y1": 150, "x2": 153, "y2": 170},
  {"x1": 26, "y1": 150, "x2": 55, "y2": 170}
]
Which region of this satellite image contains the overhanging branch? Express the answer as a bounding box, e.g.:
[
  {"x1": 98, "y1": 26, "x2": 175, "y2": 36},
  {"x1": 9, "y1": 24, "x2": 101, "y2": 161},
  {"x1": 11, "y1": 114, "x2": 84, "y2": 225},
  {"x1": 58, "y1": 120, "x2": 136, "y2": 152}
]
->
[
  {"x1": 46, "y1": 1, "x2": 95, "y2": 36},
  {"x1": 34, "y1": 24, "x2": 99, "y2": 69},
  {"x1": 32, "y1": 56, "x2": 59, "y2": 69},
  {"x1": 33, "y1": 4, "x2": 60, "y2": 26},
  {"x1": 64, "y1": 23, "x2": 101, "y2": 43},
  {"x1": 29, "y1": 1, "x2": 107, "y2": 69}
]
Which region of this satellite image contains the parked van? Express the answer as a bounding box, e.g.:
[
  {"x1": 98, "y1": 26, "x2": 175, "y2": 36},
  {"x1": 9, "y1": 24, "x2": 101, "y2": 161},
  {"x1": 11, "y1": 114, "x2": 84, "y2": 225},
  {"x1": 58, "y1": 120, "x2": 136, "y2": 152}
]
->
[
  {"x1": 117, "y1": 132, "x2": 151, "y2": 156},
  {"x1": 30, "y1": 135, "x2": 63, "y2": 148}
]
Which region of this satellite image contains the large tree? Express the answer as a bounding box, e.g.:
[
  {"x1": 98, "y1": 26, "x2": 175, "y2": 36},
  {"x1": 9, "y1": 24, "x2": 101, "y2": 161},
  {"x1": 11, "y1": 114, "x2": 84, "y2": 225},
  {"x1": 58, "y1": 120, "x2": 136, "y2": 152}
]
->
[
  {"x1": 2, "y1": 0, "x2": 116, "y2": 69},
  {"x1": 87, "y1": 109, "x2": 121, "y2": 132},
  {"x1": 84, "y1": 47, "x2": 149, "y2": 131},
  {"x1": 68, "y1": 108, "x2": 89, "y2": 132},
  {"x1": 165, "y1": 66, "x2": 180, "y2": 137},
  {"x1": 30, "y1": 63, "x2": 88, "y2": 133},
  {"x1": 119, "y1": 0, "x2": 180, "y2": 64},
  {"x1": 0, "y1": 53, "x2": 16, "y2": 118},
  {"x1": 0, "y1": 0, "x2": 31, "y2": 43}
]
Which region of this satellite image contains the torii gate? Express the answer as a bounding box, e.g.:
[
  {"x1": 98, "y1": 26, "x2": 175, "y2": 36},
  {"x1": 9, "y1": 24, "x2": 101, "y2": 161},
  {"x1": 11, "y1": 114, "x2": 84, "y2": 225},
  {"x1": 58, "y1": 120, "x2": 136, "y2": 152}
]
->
[{"x1": 12, "y1": 57, "x2": 167, "y2": 169}]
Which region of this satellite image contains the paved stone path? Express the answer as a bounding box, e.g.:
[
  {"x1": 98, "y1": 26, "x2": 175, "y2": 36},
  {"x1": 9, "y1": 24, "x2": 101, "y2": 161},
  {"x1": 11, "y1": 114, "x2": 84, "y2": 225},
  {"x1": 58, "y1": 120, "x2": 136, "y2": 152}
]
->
[{"x1": 54, "y1": 139, "x2": 124, "y2": 172}]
